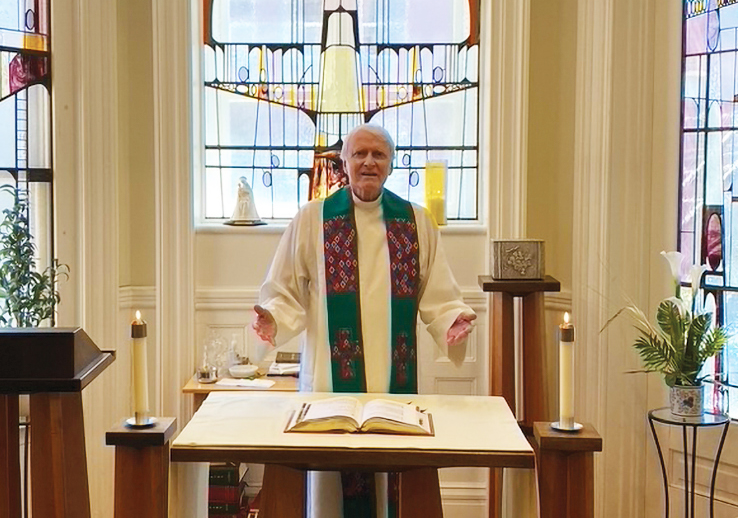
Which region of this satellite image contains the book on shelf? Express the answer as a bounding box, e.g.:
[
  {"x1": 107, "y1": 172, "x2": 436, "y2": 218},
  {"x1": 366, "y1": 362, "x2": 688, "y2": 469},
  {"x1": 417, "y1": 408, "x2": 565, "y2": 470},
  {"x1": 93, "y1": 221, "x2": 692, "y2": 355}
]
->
[
  {"x1": 208, "y1": 463, "x2": 240, "y2": 486},
  {"x1": 285, "y1": 396, "x2": 433, "y2": 436},
  {"x1": 208, "y1": 485, "x2": 240, "y2": 503},
  {"x1": 207, "y1": 501, "x2": 239, "y2": 514}
]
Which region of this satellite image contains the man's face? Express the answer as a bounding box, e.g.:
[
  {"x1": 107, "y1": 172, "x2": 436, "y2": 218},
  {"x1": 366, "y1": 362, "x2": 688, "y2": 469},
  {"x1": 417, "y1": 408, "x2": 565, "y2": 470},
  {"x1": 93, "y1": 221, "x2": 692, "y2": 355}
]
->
[{"x1": 343, "y1": 129, "x2": 392, "y2": 202}]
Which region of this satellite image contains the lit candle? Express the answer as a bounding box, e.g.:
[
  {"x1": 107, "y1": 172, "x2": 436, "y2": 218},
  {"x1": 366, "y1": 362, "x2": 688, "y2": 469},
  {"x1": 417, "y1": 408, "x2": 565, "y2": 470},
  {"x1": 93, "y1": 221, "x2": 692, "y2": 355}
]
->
[
  {"x1": 131, "y1": 310, "x2": 149, "y2": 425},
  {"x1": 559, "y1": 312, "x2": 575, "y2": 430}
]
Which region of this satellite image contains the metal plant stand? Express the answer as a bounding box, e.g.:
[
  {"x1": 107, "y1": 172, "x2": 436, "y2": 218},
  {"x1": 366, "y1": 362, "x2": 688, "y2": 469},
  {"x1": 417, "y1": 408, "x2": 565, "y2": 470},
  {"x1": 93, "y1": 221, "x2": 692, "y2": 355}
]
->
[{"x1": 648, "y1": 408, "x2": 730, "y2": 518}]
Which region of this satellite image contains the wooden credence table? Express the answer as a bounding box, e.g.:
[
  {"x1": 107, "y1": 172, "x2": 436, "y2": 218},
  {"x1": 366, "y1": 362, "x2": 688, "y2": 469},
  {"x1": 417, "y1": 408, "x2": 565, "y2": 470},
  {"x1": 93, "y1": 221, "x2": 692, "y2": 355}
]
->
[{"x1": 171, "y1": 392, "x2": 535, "y2": 518}]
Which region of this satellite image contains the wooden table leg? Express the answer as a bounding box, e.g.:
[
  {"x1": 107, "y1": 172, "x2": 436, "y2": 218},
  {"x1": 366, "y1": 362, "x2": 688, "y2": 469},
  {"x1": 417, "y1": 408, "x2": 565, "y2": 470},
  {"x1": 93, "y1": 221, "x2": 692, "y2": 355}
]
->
[
  {"x1": 30, "y1": 392, "x2": 91, "y2": 518},
  {"x1": 522, "y1": 292, "x2": 549, "y2": 429},
  {"x1": 399, "y1": 468, "x2": 443, "y2": 518},
  {"x1": 106, "y1": 417, "x2": 177, "y2": 518},
  {"x1": 260, "y1": 465, "x2": 306, "y2": 518},
  {"x1": 0, "y1": 395, "x2": 21, "y2": 518},
  {"x1": 490, "y1": 292, "x2": 515, "y2": 518}
]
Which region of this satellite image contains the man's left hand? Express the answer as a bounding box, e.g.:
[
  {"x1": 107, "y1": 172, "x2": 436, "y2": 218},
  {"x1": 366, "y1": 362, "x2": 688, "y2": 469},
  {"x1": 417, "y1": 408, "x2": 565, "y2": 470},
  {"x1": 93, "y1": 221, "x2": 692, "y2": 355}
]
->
[{"x1": 446, "y1": 313, "x2": 477, "y2": 347}]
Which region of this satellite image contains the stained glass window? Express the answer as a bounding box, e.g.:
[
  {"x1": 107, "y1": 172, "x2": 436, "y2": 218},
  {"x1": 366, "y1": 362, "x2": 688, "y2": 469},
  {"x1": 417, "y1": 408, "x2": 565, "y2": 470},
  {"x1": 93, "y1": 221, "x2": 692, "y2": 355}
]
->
[
  {"x1": 680, "y1": 0, "x2": 738, "y2": 415},
  {"x1": 202, "y1": 0, "x2": 480, "y2": 220}
]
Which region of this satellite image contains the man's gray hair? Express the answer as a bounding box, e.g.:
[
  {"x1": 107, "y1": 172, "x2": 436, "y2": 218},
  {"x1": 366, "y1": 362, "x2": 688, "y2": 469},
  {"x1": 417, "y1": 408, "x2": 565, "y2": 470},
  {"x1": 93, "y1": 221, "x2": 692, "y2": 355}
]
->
[{"x1": 341, "y1": 124, "x2": 396, "y2": 162}]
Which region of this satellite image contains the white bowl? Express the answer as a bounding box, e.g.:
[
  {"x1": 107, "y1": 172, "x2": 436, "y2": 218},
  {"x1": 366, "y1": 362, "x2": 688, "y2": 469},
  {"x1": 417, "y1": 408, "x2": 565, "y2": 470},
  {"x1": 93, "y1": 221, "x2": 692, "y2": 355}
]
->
[{"x1": 229, "y1": 364, "x2": 258, "y2": 378}]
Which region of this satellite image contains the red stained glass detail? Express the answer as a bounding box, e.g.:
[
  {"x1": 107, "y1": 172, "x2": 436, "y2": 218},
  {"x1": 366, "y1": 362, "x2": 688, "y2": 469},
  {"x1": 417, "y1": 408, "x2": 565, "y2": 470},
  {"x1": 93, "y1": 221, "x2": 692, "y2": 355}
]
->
[
  {"x1": 706, "y1": 213, "x2": 723, "y2": 270},
  {"x1": 9, "y1": 54, "x2": 47, "y2": 96}
]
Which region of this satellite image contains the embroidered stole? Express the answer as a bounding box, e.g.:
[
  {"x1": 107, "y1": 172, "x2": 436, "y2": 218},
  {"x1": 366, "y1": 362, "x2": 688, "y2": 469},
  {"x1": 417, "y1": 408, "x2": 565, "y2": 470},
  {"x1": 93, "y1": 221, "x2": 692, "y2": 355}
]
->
[{"x1": 323, "y1": 187, "x2": 420, "y2": 517}]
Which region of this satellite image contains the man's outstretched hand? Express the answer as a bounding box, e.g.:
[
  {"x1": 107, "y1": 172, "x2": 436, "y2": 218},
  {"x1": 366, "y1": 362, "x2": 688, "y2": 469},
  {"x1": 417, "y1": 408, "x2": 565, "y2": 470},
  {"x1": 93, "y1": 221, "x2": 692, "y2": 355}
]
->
[
  {"x1": 252, "y1": 305, "x2": 277, "y2": 346},
  {"x1": 446, "y1": 313, "x2": 477, "y2": 347}
]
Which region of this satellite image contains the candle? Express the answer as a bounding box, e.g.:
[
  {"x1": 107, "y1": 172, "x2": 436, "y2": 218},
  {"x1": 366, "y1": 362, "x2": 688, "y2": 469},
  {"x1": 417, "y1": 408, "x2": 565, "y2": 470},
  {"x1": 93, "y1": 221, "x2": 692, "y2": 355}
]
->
[
  {"x1": 131, "y1": 310, "x2": 150, "y2": 425},
  {"x1": 559, "y1": 312, "x2": 575, "y2": 430}
]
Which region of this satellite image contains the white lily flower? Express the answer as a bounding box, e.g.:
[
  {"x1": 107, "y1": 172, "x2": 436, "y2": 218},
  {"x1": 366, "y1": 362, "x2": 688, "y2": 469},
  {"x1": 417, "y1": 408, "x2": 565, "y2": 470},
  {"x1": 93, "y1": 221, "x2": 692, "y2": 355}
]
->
[
  {"x1": 661, "y1": 250, "x2": 684, "y2": 297},
  {"x1": 661, "y1": 250, "x2": 683, "y2": 279},
  {"x1": 689, "y1": 264, "x2": 708, "y2": 313}
]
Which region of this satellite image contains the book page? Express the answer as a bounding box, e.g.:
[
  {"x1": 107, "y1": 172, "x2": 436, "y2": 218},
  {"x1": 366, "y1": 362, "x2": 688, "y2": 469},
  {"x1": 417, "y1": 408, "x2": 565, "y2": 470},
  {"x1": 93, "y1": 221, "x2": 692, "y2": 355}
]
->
[
  {"x1": 300, "y1": 396, "x2": 363, "y2": 426},
  {"x1": 360, "y1": 399, "x2": 411, "y2": 423}
]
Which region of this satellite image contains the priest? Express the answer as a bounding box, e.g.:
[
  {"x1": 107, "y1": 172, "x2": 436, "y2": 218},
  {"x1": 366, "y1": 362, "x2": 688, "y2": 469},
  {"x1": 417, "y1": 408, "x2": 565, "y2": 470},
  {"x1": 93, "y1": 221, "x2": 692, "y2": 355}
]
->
[{"x1": 253, "y1": 124, "x2": 476, "y2": 518}]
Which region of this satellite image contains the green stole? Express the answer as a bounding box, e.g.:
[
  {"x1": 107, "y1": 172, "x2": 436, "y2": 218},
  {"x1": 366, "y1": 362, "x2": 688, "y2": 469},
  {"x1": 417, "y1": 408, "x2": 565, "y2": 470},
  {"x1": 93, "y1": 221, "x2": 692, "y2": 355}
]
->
[{"x1": 322, "y1": 186, "x2": 420, "y2": 517}]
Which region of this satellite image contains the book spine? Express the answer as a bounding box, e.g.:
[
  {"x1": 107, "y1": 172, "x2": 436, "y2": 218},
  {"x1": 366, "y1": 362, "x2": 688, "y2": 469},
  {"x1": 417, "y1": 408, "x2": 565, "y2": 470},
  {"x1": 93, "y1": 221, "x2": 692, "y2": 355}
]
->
[
  {"x1": 208, "y1": 485, "x2": 240, "y2": 503},
  {"x1": 209, "y1": 467, "x2": 239, "y2": 486},
  {"x1": 207, "y1": 502, "x2": 240, "y2": 514}
]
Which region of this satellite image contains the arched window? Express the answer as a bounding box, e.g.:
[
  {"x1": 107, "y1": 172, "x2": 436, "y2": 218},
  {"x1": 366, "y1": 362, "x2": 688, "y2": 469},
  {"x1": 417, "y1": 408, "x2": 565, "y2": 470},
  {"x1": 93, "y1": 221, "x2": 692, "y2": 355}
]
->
[
  {"x1": 680, "y1": 0, "x2": 738, "y2": 413},
  {"x1": 201, "y1": 0, "x2": 480, "y2": 220}
]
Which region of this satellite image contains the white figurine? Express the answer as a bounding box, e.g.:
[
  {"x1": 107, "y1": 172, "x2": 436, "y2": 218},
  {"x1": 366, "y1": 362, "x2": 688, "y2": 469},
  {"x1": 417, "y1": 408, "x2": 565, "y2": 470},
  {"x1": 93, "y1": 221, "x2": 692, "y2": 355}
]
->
[{"x1": 227, "y1": 177, "x2": 263, "y2": 225}]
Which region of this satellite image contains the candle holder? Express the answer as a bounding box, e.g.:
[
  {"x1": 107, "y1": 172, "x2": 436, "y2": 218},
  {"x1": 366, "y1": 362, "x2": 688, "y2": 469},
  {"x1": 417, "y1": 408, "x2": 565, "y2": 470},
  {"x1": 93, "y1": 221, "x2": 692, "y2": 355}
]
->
[
  {"x1": 125, "y1": 416, "x2": 157, "y2": 429},
  {"x1": 552, "y1": 314, "x2": 582, "y2": 432},
  {"x1": 550, "y1": 421, "x2": 583, "y2": 432}
]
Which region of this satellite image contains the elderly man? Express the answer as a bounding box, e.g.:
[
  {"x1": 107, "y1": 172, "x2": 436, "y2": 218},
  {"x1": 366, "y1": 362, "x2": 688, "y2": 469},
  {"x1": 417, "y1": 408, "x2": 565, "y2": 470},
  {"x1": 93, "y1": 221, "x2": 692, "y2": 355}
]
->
[{"x1": 253, "y1": 124, "x2": 476, "y2": 518}]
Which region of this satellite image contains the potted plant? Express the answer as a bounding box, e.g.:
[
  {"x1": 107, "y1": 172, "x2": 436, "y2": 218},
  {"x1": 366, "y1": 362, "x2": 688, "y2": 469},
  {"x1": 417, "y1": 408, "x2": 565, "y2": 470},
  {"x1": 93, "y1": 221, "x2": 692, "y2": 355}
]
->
[
  {"x1": 0, "y1": 185, "x2": 67, "y2": 327},
  {"x1": 603, "y1": 251, "x2": 729, "y2": 416}
]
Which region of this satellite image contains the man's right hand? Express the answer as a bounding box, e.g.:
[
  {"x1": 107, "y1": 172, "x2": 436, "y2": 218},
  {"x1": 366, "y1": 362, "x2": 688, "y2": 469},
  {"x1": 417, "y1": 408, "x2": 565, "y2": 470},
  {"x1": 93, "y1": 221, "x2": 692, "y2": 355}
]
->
[{"x1": 252, "y1": 305, "x2": 277, "y2": 346}]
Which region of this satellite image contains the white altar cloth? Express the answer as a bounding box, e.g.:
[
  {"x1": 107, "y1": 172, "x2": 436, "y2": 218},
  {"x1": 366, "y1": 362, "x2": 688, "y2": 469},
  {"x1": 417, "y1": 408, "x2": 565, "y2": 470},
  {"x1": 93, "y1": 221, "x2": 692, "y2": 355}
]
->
[{"x1": 173, "y1": 392, "x2": 532, "y2": 458}]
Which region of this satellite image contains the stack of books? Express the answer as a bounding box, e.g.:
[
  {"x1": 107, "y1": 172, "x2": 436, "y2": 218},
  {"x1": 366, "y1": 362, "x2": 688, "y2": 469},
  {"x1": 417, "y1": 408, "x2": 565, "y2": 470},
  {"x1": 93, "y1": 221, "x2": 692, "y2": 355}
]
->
[{"x1": 208, "y1": 462, "x2": 247, "y2": 517}]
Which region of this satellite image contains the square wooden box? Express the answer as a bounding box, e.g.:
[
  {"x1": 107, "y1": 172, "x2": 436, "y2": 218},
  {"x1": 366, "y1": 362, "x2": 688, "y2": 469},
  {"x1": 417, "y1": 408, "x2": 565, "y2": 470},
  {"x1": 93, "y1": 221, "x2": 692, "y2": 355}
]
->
[{"x1": 491, "y1": 240, "x2": 545, "y2": 280}]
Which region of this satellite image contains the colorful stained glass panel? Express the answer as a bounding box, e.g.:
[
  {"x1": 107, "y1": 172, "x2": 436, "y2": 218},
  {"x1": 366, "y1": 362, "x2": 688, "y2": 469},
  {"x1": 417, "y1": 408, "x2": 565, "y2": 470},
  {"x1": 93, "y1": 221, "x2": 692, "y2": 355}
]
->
[
  {"x1": 681, "y1": 0, "x2": 738, "y2": 414},
  {"x1": 203, "y1": 0, "x2": 480, "y2": 220}
]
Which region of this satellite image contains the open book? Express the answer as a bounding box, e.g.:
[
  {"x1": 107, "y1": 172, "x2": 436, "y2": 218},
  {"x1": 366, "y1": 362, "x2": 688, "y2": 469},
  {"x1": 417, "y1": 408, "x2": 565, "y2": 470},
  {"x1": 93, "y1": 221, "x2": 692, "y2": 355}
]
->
[{"x1": 285, "y1": 396, "x2": 433, "y2": 436}]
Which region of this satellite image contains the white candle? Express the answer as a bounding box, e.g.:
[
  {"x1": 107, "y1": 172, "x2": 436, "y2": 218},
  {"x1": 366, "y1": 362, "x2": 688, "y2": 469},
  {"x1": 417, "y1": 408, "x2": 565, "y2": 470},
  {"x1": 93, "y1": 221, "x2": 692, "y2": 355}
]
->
[
  {"x1": 131, "y1": 310, "x2": 149, "y2": 424},
  {"x1": 559, "y1": 312, "x2": 575, "y2": 429}
]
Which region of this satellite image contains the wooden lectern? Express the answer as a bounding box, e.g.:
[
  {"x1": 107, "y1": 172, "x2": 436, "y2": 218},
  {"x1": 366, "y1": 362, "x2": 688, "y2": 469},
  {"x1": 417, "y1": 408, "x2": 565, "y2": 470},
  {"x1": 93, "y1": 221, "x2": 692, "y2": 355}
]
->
[{"x1": 0, "y1": 328, "x2": 114, "y2": 518}]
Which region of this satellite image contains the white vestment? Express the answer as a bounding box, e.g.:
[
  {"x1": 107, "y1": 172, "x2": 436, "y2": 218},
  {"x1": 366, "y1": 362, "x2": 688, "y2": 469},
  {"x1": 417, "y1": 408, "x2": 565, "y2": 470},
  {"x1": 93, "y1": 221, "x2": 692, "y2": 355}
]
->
[{"x1": 259, "y1": 191, "x2": 473, "y2": 518}]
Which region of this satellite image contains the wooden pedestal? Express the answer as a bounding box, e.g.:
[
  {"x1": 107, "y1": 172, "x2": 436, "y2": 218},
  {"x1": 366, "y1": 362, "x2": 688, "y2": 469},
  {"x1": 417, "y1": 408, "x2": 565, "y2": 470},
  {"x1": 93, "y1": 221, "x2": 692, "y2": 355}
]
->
[
  {"x1": 480, "y1": 275, "x2": 561, "y2": 518},
  {"x1": 106, "y1": 418, "x2": 177, "y2": 518},
  {"x1": 533, "y1": 422, "x2": 602, "y2": 518}
]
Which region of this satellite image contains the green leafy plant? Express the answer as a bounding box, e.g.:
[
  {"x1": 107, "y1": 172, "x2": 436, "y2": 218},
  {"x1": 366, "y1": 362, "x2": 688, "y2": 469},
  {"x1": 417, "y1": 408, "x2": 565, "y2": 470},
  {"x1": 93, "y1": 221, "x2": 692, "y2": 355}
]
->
[
  {"x1": 0, "y1": 185, "x2": 68, "y2": 327},
  {"x1": 603, "y1": 251, "x2": 729, "y2": 387}
]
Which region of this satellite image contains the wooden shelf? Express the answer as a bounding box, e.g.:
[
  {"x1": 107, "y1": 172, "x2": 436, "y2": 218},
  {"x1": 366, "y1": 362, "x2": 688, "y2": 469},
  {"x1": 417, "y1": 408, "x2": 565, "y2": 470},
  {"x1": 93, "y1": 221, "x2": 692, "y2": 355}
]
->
[{"x1": 477, "y1": 275, "x2": 561, "y2": 295}]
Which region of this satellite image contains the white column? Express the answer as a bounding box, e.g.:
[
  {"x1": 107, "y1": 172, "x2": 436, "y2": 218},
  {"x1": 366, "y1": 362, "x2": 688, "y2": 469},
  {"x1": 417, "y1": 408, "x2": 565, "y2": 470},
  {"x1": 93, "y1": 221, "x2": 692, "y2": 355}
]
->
[
  {"x1": 151, "y1": 0, "x2": 199, "y2": 515},
  {"x1": 52, "y1": 0, "x2": 120, "y2": 515}
]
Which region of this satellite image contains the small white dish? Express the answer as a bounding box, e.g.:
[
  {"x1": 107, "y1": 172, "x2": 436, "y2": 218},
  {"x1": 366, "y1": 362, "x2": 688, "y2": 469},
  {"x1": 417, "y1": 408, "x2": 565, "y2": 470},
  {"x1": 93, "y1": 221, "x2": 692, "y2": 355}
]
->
[{"x1": 229, "y1": 364, "x2": 258, "y2": 378}]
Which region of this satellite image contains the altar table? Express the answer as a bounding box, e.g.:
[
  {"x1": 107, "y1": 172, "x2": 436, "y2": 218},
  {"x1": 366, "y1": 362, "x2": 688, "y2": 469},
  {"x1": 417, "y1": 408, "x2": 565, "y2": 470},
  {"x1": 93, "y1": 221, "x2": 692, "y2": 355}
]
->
[{"x1": 171, "y1": 392, "x2": 534, "y2": 517}]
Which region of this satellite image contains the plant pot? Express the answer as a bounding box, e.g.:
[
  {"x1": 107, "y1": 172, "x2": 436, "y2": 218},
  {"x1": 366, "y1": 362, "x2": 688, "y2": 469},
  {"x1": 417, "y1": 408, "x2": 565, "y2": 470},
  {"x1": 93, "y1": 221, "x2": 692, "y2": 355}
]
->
[{"x1": 670, "y1": 384, "x2": 704, "y2": 417}]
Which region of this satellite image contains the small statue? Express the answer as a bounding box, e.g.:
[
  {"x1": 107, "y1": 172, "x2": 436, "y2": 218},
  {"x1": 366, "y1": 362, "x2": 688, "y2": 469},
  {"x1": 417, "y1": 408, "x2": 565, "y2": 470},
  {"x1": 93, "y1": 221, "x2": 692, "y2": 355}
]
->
[{"x1": 226, "y1": 177, "x2": 265, "y2": 226}]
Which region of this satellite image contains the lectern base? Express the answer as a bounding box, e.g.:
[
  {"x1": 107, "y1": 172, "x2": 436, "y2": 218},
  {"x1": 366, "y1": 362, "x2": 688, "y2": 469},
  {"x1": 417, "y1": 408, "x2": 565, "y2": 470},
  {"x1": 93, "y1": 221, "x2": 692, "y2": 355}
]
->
[{"x1": 30, "y1": 392, "x2": 91, "y2": 518}]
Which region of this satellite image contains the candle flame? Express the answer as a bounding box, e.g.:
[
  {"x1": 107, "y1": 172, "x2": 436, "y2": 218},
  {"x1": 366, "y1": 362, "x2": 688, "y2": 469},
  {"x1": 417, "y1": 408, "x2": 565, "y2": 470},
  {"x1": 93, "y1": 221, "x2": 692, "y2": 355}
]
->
[
  {"x1": 135, "y1": 310, "x2": 141, "y2": 320},
  {"x1": 564, "y1": 312, "x2": 570, "y2": 324}
]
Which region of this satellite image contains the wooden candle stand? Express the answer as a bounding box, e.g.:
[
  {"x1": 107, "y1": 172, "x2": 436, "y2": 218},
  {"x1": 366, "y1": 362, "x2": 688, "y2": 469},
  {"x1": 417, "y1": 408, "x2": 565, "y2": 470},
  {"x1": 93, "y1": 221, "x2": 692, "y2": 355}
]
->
[{"x1": 106, "y1": 417, "x2": 177, "y2": 518}]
